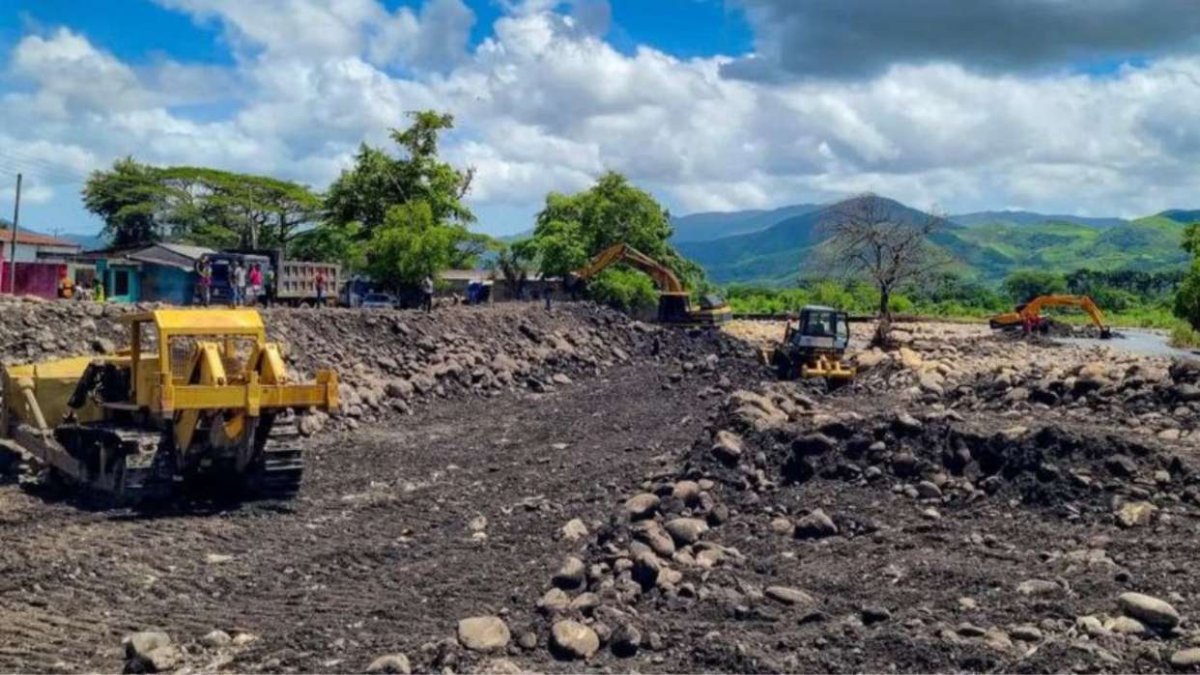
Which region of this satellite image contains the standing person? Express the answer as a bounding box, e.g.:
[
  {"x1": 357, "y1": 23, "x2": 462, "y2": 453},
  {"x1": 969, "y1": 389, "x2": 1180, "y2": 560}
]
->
[
  {"x1": 420, "y1": 275, "x2": 434, "y2": 313},
  {"x1": 248, "y1": 263, "x2": 263, "y2": 306},
  {"x1": 544, "y1": 279, "x2": 554, "y2": 310},
  {"x1": 315, "y1": 269, "x2": 326, "y2": 307},
  {"x1": 199, "y1": 261, "x2": 213, "y2": 307},
  {"x1": 232, "y1": 261, "x2": 247, "y2": 307}
]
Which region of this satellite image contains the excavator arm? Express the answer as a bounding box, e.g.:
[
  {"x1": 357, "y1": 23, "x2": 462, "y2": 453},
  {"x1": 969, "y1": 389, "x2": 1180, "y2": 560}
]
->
[
  {"x1": 990, "y1": 294, "x2": 1111, "y2": 338},
  {"x1": 575, "y1": 243, "x2": 686, "y2": 294},
  {"x1": 1021, "y1": 294, "x2": 1109, "y2": 335}
]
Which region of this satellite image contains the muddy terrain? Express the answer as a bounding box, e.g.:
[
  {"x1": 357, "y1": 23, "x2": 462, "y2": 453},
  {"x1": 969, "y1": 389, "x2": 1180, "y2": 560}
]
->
[{"x1": 2, "y1": 300, "x2": 1200, "y2": 673}]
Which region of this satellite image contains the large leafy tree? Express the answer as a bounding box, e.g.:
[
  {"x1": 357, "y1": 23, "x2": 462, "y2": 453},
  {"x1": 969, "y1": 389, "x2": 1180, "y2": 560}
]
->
[
  {"x1": 525, "y1": 172, "x2": 701, "y2": 295},
  {"x1": 313, "y1": 111, "x2": 485, "y2": 282},
  {"x1": 82, "y1": 157, "x2": 168, "y2": 247},
  {"x1": 325, "y1": 111, "x2": 476, "y2": 233},
  {"x1": 82, "y1": 159, "x2": 321, "y2": 250}
]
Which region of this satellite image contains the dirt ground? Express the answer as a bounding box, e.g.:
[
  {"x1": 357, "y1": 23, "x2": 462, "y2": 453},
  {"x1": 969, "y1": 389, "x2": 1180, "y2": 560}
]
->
[{"x1": 2, "y1": 305, "x2": 1200, "y2": 674}]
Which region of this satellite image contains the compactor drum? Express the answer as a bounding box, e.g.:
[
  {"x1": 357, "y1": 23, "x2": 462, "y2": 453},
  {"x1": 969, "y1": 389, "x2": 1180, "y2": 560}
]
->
[{"x1": 0, "y1": 309, "x2": 338, "y2": 503}]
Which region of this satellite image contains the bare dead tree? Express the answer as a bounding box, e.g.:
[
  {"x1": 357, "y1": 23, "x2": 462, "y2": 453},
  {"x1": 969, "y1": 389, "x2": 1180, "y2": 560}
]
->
[{"x1": 819, "y1": 195, "x2": 950, "y2": 344}]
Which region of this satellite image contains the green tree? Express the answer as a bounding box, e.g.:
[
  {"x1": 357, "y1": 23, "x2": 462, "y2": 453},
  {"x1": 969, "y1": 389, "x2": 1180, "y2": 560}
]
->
[
  {"x1": 587, "y1": 268, "x2": 659, "y2": 312},
  {"x1": 83, "y1": 158, "x2": 322, "y2": 250},
  {"x1": 1002, "y1": 270, "x2": 1067, "y2": 303},
  {"x1": 325, "y1": 111, "x2": 475, "y2": 233},
  {"x1": 364, "y1": 201, "x2": 484, "y2": 289},
  {"x1": 1174, "y1": 223, "x2": 1200, "y2": 329},
  {"x1": 82, "y1": 157, "x2": 167, "y2": 247},
  {"x1": 524, "y1": 172, "x2": 704, "y2": 309}
]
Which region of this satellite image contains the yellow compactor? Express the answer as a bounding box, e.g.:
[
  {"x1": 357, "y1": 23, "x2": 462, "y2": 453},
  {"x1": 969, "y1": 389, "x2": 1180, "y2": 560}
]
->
[{"x1": 0, "y1": 309, "x2": 338, "y2": 503}]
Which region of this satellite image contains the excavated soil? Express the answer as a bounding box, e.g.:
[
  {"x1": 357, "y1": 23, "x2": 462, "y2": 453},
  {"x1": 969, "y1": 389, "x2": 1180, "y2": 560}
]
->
[{"x1": 2, "y1": 302, "x2": 1200, "y2": 674}]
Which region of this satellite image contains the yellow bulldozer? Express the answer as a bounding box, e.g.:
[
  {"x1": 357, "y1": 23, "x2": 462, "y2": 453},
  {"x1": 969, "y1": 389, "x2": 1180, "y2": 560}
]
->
[{"x1": 0, "y1": 309, "x2": 338, "y2": 504}]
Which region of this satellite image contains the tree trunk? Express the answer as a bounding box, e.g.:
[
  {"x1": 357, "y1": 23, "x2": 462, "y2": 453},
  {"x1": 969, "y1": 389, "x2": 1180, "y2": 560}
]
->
[{"x1": 878, "y1": 287, "x2": 890, "y2": 320}]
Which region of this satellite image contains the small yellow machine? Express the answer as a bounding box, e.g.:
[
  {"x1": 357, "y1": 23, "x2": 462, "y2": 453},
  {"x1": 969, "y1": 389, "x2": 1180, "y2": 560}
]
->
[
  {"x1": 0, "y1": 309, "x2": 338, "y2": 503},
  {"x1": 989, "y1": 294, "x2": 1111, "y2": 338},
  {"x1": 767, "y1": 305, "x2": 856, "y2": 384},
  {"x1": 575, "y1": 243, "x2": 732, "y2": 325}
]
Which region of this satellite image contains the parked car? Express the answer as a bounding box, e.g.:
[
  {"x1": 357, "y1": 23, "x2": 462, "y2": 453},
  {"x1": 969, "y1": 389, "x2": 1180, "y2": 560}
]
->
[{"x1": 360, "y1": 293, "x2": 397, "y2": 309}]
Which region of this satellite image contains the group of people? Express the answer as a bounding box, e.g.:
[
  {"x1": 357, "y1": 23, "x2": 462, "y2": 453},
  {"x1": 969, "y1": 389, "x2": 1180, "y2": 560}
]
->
[
  {"x1": 57, "y1": 274, "x2": 105, "y2": 302},
  {"x1": 197, "y1": 259, "x2": 278, "y2": 307}
]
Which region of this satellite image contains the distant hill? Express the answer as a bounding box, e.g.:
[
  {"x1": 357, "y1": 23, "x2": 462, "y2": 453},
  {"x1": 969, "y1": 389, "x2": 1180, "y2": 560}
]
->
[
  {"x1": 678, "y1": 195, "x2": 960, "y2": 285},
  {"x1": 675, "y1": 196, "x2": 1191, "y2": 286},
  {"x1": 949, "y1": 210, "x2": 1128, "y2": 229},
  {"x1": 670, "y1": 203, "x2": 820, "y2": 243}
]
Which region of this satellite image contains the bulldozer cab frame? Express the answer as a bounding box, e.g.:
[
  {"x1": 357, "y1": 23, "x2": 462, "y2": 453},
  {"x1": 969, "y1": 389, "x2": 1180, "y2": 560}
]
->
[{"x1": 115, "y1": 309, "x2": 336, "y2": 422}]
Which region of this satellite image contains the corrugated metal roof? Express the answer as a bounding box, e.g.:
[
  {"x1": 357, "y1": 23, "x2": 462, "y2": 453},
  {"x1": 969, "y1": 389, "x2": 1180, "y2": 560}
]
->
[{"x1": 158, "y1": 243, "x2": 215, "y2": 259}]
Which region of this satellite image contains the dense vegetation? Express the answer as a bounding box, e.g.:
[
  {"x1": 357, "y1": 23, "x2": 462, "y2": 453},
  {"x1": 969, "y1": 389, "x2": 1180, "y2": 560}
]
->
[{"x1": 725, "y1": 267, "x2": 1183, "y2": 330}]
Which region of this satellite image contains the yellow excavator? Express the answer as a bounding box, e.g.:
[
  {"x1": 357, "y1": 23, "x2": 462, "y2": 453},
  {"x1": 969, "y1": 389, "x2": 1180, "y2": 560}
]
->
[
  {"x1": 989, "y1": 294, "x2": 1112, "y2": 338},
  {"x1": 574, "y1": 243, "x2": 732, "y2": 325},
  {"x1": 0, "y1": 309, "x2": 338, "y2": 503}
]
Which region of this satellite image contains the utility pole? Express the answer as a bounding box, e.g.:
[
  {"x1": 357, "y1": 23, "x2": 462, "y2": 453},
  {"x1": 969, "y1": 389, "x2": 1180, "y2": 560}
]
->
[{"x1": 8, "y1": 173, "x2": 20, "y2": 295}]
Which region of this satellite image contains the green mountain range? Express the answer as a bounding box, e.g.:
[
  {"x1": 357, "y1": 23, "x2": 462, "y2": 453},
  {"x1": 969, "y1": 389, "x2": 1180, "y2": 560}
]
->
[{"x1": 672, "y1": 197, "x2": 1194, "y2": 286}]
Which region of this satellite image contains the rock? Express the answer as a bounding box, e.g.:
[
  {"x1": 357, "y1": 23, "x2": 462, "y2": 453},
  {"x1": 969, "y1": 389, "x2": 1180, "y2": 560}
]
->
[
  {"x1": 624, "y1": 493, "x2": 660, "y2": 520},
  {"x1": 1107, "y1": 454, "x2": 1138, "y2": 478},
  {"x1": 671, "y1": 480, "x2": 701, "y2": 505},
  {"x1": 93, "y1": 337, "x2": 117, "y2": 354},
  {"x1": 554, "y1": 556, "x2": 586, "y2": 589},
  {"x1": 664, "y1": 517, "x2": 709, "y2": 545},
  {"x1": 898, "y1": 347, "x2": 923, "y2": 370},
  {"x1": 1171, "y1": 648, "x2": 1200, "y2": 669},
  {"x1": 200, "y1": 630, "x2": 232, "y2": 648},
  {"x1": 861, "y1": 606, "x2": 891, "y2": 625},
  {"x1": 367, "y1": 654, "x2": 413, "y2": 674},
  {"x1": 765, "y1": 586, "x2": 817, "y2": 607},
  {"x1": 611, "y1": 624, "x2": 642, "y2": 657},
  {"x1": 769, "y1": 517, "x2": 794, "y2": 536},
  {"x1": 1119, "y1": 592, "x2": 1181, "y2": 630},
  {"x1": 1106, "y1": 615, "x2": 1149, "y2": 637},
  {"x1": 1117, "y1": 501, "x2": 1158, "y2": 528},
  {"x1": 631, "y1": 520, "x2": 676, "y2": 558},
  {"x1": 538, "y1": 588, "x2": 571, "y2": 615},
  {"x1": 470, "y1": 658, "x2": 524, "y2": 675},
  {"x1": 1011, "y1": 625, "x2": 1043, "y2": 642},
  {"x1": 958, "y1": 623, "x2": 987, "y2": 638},
  {"x1": 895, "y1": 413, "x2": 923, "y2": 433},
  {"x1": 550, "y1": 620, "x2": 600, "y2": 660},
  {"x1": 1016, "y1": 579, "x2": 1061, "y2": 597},
  {"x1": 231, "y1": 632, "x2": 258, "y2": 647},
  {"x1": 712, "y1": 430, "x2": 744, "y2": 463},
  {"x1": 916, "y1": 481, "x2": 942, "y2": 500},
  {"x1": 561, "y1": 518, "x2": 588, "y2": 541},
  {"x1": 123, "y1": 631, "x2": 176, "y2": 673},
  {"x1": 794, "y1": 509, "x2": 838, "y2": 539},
  {"x1": 458, "y1": 617, "x2": 511, "y2": 652},
  {"x1": 205, "y1": 553, "x2": 234, "y2": 564},
  {"x1": 569, "y1": 592, "x2": 600, "y2": 613},
  {"x1": 792, "y1": 433, "x2": 837, "y2": 456},
  {"x1": 552, "y1": 373, "x2": 572, "y2": 385}
]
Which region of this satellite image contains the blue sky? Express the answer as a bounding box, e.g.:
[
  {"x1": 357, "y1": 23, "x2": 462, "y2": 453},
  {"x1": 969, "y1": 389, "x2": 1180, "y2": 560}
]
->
[{"x1": 2, "y1": 0, "x2": 1199, "y2": 239}]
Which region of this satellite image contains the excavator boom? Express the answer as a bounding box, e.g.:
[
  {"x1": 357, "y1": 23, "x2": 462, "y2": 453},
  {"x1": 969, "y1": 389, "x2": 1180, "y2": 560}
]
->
[{"x1": 574, "y1": 243, "x2": 729, "y2": 325}]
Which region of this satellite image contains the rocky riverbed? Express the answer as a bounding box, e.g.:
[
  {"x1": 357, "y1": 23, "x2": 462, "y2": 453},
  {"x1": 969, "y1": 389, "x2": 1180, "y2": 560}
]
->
[{"x1": 1, "y1": 300, "x2": 1199, "y2": 673}]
